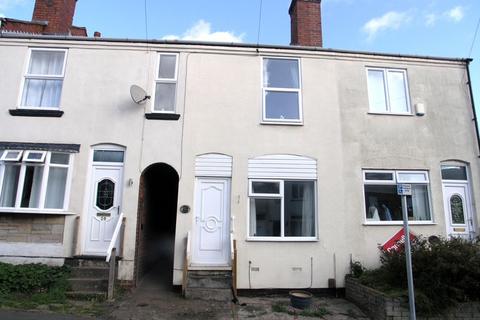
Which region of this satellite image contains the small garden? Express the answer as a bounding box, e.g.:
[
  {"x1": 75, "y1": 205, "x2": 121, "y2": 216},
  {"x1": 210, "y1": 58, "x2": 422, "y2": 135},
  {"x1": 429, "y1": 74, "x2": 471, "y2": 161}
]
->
[
  {"x1": 0, "y1": 262, "x2": 105, "y2": 316},
  {"x1": 350, "y1": 236, "x2": 480, "y2": 316}
]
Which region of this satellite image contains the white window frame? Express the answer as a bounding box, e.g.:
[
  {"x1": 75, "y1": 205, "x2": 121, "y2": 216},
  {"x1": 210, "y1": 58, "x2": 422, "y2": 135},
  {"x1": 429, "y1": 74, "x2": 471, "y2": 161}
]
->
[
  {"x1": 363, "y1": 169, "x2": 433, "y2": 225},
  {"x1": 440, "y1": 164, "x2": 469, "y2": 183},
  {"x1": 0, "y1": 150, "x2": 23, "y2": 162},
  {"x1": 363, "y1": 170, "x2": 396, "y2": 184},
  {"x1": 23, "y1": 150, "x2": 47, "y2": 163},
  {"x1": 0, "y1": 151, "x2": 74, "y2": 213},
  {"x1": 92, "y1": 148, "x2": 125, "y2": 167},
  {"x1": 396, "y1": 171, "x2": 429, "y2": 183},
  {"x1": 366, "y1": 67, "x2": 411, "y2": 115},
  {"x1": 18, "y1": 48, "x2": 68, "y2": 110},
  {"x1": 151, "y1": 52, "x2": 179, "y2": 114},
  {"x1": 261, "y1": 57, "x2": 303, "y2": 125},
  {"x1": 247, "y1": 179, "x2": 317, "y2": 241}
]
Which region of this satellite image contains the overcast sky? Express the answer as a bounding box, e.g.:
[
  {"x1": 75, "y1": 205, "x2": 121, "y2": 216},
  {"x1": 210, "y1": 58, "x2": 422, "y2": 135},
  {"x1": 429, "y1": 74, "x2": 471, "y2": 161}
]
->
[{"x1": 1, "y1": 0, "x2": 479, "y2": 109}]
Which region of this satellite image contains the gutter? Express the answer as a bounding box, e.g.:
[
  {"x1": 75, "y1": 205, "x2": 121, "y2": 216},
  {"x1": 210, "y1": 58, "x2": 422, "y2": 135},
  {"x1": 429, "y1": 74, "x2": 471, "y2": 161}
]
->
[
  {"x1": 465, "y1": 60, "x2": 480, "y2": 157},
  {"x1": 0, "y1": 32, "x2": 470, "y2": 63}
]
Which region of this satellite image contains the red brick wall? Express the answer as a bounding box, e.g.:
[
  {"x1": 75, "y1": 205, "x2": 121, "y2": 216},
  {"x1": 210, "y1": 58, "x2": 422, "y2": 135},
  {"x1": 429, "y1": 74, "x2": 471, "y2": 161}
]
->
[
  {"x1": 289, "y1": 0, "x2": 322, "y2": 47},
  {"x1": 1, "y1": 0, "x2": 87, "y2": 36},
  {"x1": 133, "y1": 174, "x2": 147, "y2": 286},
  {"x1": 32, "y1": 0, "x2": 77, "y2": 34},
  {"x1": 70, "y1": 26, "x2": 87, "y2": 36},
  {"x1": 0, "y1": 20, "x2": 45, "y2": 34}
]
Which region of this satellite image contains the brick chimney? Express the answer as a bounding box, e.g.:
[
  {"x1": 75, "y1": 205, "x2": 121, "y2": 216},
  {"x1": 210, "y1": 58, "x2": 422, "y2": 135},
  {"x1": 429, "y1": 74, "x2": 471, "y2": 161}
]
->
[
  {"x1": 289, "y1": 0, "x2": 322, "y2": 47},
  {"x1": 32, "y1": 0, "x2": 77, "y2": 35}
]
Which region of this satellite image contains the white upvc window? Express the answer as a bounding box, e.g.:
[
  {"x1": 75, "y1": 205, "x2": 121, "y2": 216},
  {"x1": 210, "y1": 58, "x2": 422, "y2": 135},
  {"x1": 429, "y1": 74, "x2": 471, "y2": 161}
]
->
[
  {"x1": 363, "y1": 170, "x2": 432, "y2": 224},
  {"x1": 152, "y1": 53, "x2": 178, "y2": 113},
  {"x1": 19, "y1": 48, "x2": 67, "y2": 109},
  {"x1": 0, "y1": 150, "x2": 73, "y2": 212},
  {"x1": 248, "y1": 179, "x2": 316, "y2": 240},
  {"x1": 262, "y1": 57, "x2": 302, "y2": 124},
  {"x1": 366, "y1": 67, "x2": 411, "y2": 114},
  {"x1": 0, "y1": 150, "x2": 23, "y2": 161},
  {"x1": 23, "y1": 150, "x2": 47, "y2": 162}
]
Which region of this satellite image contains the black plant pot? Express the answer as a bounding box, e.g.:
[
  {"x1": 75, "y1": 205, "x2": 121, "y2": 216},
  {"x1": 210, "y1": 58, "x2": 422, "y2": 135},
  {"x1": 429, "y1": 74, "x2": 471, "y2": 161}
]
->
[{"x1": 289, "y1": 290, "x2": 313, "y2": 309}]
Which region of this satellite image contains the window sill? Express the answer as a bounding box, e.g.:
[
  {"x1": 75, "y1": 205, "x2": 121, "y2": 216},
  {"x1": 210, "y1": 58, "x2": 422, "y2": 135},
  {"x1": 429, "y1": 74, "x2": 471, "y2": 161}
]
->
[
  {"x1": 0, "y1": 208, "x2": 75, "y2": 215},
  {"x1": 367, "y1": 112, "x2": 413, "y2": 117},
  {"x1": 9, "y1": 109, "x2": 64, "y2": 117},
  {"x1": 260, "y1": 121, "x2": 303, "y2": 126},
  {"x1": 363, "y1": 221, "x2": 436, "y2": 226},
  {"x1": 145, "y1": 113, "x2": 181, "y2": 120},
  {"x1": 246, "y1": 237, "x2": 318, "y2": 242}
]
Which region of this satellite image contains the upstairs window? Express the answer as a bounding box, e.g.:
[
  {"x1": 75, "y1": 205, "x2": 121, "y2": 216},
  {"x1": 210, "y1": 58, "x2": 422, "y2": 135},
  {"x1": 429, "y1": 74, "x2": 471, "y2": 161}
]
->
[
  {"x1": 366, "y1": 68, "x2": 410, "y2": 114},
  {"x1": 153, "y1": 53, "x2": 178, "y2": 113},
  {"x1": 20, "y1": 49, "x2": 67, "y2": 109},
  {"x1": 0, "y1": 150, "x2": 72, "y2": 211},
  {"x1": 262, "y1": 57, "x2": 302, "y2": 123}
]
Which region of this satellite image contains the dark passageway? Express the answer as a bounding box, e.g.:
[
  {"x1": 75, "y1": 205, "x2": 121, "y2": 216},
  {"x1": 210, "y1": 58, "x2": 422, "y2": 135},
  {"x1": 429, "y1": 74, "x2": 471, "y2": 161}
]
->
[{"x1": 135, "y1": 163, "x2": 179, "y2": 288}]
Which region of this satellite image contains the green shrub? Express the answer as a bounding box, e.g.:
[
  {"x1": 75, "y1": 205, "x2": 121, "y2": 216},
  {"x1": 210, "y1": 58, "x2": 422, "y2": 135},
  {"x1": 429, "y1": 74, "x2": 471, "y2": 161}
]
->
[
  {"x1": 0, "y1": 262, "x2": 70, "y2": 295},
  {"x1": 358, "y1": 237, "x2": 480, "y2": 315},
  {"x1": 350, "y1": 261, "x2": 365, "y2": 278}
]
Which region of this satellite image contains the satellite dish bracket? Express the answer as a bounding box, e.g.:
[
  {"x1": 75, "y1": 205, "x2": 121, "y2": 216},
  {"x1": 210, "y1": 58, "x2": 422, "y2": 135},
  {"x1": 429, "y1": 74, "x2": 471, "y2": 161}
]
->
[{"x1": 138, "y1": 95, "x2": 151, "y2": 103}]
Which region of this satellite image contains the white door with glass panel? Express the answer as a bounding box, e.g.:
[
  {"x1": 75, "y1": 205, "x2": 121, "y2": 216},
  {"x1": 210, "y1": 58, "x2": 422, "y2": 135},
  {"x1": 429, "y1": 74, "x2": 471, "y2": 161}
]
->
[
  {"x1": 441, "y1": 165, "x2": 475, "y2": 239},
  {"x1": 84, "y1": 149, "x2": 124, "y2": 255},
  {"x1": 192, "y1": 178, "x2": 230, "y2": 266},
  {"x1": 443, "y1": 184, "x2": 473, "y2": 239}
]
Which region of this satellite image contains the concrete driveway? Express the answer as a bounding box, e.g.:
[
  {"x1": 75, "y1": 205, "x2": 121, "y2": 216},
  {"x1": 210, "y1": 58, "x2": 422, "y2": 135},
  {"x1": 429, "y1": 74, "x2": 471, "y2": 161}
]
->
[
  {"x1": 105, "y1": 269, "x2": 369, "y2": 320},
  {"x1": 0, "y1": 268, "x2": 369, "y2": 320}
]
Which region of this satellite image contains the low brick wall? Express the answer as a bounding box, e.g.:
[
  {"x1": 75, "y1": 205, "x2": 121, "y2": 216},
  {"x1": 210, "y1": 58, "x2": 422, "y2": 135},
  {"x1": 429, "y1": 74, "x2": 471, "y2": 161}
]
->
[
  {"x1": 0, "y1": 213, "x2": 64, "y2": 243},
  {"x1": 345, "y1": 276, "x2": 480, "y2": 320}
]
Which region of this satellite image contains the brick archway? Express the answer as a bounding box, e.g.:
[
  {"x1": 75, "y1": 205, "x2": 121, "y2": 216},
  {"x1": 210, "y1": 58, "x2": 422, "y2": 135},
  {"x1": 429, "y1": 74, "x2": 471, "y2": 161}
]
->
[{"x1": 134, "y1": 163, "x2": 179, "y2": 286}]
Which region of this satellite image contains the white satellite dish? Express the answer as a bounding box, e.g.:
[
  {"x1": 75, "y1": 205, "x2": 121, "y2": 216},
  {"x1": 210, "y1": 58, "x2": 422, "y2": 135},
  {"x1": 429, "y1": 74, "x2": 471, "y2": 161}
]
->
[{"x1": 130, "y1": 85, "x2": 150, "y2": 104}]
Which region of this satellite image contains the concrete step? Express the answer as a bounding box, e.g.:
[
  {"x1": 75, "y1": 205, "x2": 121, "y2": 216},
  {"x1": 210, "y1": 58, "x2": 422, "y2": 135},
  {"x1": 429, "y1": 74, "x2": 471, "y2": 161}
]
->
[
  {"x1": 66, "y1": 291, "x2": 106, "y2": 301},
  {"x1": 184, "y1": 288, "x2": 232, "y2": 302},
  {"x1": 65, "y1": 256, "x2": 109, "y2": 268},
  {"x1": 70, "y1": 266, "x2": 109, "y2": 279},
  {"x1": 68, "y1": 278, "x2": 108, "y2": 292},
  {"x1": 187, "y1": 270, "x2": 232, "y2": 289},
  {"x1": 184, "y1": 270, "x2": 233, "y2": 301}
]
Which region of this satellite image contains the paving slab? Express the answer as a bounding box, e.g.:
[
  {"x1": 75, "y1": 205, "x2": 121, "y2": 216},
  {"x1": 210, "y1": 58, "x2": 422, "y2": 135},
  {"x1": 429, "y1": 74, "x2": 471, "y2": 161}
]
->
[{"x1": 106, "y1": 268, "x2": 369, "y2": 320}]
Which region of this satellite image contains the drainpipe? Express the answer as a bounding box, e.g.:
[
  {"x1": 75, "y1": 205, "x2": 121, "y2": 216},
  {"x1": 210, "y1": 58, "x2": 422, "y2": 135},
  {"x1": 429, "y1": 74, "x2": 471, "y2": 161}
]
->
[{"x1": 465, "y1": 59, "x2": 480, "y2": 157}]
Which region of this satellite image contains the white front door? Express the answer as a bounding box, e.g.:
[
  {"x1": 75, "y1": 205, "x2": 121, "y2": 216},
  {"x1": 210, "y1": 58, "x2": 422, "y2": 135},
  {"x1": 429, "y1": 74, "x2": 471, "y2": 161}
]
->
[
  {"x1": 192, "y1": 178, "x2": 231, "y2": 266},
  {"x1": 84, "y1": 165, "x2": 123, "y2": 255},
  {"x1": 443, "y1": 183, "x2": 474, "y2": 239}
]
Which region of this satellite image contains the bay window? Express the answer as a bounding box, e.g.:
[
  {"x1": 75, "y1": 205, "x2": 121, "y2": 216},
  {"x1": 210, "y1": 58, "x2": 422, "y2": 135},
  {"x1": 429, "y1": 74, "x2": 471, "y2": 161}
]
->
[
  {"x1": 0, "y1": 150, "x2": 72, "y2": 211},
  {"x1": 20, "y1": 48, "x2": 67, "y2": 109},
  {"x1": 249, "y1": 180, "x2": 316, "y2": 239},
  {"x1": 363, "y1": 170, "x2": 431, "y2": 223}
]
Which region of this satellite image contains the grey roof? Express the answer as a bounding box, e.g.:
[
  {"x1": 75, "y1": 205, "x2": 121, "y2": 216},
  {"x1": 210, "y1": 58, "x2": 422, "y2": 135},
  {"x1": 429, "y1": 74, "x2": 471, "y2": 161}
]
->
[{"x1": 0, "y1": 32, "x2": 472, "y2": 63}]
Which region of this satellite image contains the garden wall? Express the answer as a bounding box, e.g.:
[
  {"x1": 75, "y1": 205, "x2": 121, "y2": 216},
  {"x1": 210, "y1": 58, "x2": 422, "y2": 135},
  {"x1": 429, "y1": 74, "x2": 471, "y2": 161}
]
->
[{"x1": 345, "y1": 276, "x2": 480, "y2": 320}]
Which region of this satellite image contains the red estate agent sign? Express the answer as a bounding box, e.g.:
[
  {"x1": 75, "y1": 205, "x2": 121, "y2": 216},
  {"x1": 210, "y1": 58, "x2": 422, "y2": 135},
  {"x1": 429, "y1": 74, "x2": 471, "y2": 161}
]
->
[{"x1": 382, "y1": 228, "x2": 416, "y2": 252}]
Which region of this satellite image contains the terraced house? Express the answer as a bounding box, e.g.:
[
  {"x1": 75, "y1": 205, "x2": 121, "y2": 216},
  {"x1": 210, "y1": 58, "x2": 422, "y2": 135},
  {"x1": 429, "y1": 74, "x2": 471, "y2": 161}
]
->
[{"x1": 0, "y1": 0, "x2": 478, "y2": 298}]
